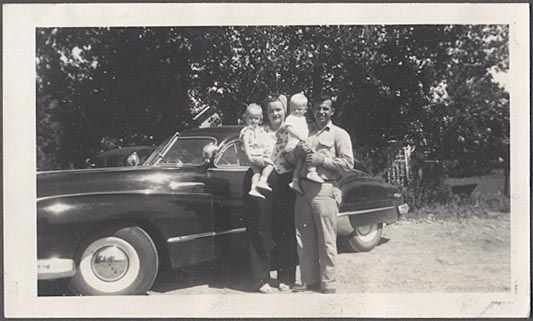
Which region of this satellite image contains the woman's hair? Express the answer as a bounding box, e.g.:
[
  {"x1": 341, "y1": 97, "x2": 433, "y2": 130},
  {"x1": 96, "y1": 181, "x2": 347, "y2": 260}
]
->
[{"x1": 262, "y1": 93, "x2": 287, "y2": 113}]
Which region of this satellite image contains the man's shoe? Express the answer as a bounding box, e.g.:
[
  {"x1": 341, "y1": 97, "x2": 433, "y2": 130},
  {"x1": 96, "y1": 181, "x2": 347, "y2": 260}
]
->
[
  {"x1": 291, "y1": 284, "x2": 309, "y2": 292},
  {"x1": 321, "y1": 287, "x2": 336, "y2": 294},
  {"x1": 292, "y1": 284, "x2": 320, "y2": 293},
  {"x1": 258, "y1": 283, "x2": 276, "y2": 294},
  {"x1": 278, "y1": 282, "x2": 291, "y2": 291}
]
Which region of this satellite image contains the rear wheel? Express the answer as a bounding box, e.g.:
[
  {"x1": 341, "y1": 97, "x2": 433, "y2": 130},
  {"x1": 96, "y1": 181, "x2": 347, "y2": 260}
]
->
[
  {"x1": 69, "y1": 226, "x2": 158, "y2": 295},
  {"x1": 344, "y1": 223, "x2": 383, "y2": 252}
]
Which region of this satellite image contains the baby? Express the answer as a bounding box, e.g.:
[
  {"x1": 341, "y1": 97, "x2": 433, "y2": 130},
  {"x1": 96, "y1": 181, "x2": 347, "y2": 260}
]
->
[
  {"x1": 240, "y1": 103, "x2": 275, "y2": 199},
  {"x1": 284, "y1": 93, "x2": 324, "y2": 193}
]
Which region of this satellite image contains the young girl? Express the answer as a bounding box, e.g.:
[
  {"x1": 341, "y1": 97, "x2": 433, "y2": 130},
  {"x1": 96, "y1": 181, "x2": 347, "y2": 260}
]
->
[{"x1": 240, "y1": 103, "x2": 275, "y2": 199}]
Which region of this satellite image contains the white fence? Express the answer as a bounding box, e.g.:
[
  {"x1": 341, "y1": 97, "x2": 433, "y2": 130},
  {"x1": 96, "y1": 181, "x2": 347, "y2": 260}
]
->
[{"x1": 385, "y1": 145, "x2": 415, "y2": 186}]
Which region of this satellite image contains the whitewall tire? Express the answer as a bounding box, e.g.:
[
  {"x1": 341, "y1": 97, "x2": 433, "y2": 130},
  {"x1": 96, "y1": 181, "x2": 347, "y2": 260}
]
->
[
  {"x1": 344, "y1": 223, "x2": 383, "y2": 252},
  {"x1": 69, "y1": 226, "x2": 158, "y2": 295}
]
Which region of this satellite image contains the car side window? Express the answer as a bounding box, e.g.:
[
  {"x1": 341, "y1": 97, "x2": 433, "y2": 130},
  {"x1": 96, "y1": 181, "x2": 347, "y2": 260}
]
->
[{"x1": 216, "y1": 141, "x2": 251, "y2": 167}]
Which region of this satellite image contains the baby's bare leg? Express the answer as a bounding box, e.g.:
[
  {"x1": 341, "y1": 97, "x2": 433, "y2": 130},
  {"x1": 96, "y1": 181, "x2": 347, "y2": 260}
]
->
[
  {"x1": 256, "y1": 164, "x2": 274, "y2": 192},
  {"x1": 251, "y1": 172, "x2": 261, "y2": 186},
  {"x1": 250, "y1": 165, "x2": 262, "y2": 187},
  {"x1": 289, "y1": 158, "x2": 304, "y2": 194},
  {"x1": 293, "y1": 157, "x2": 303, "y2": 180},
  {"x1": 261, "y1": 164, "x2": 275, "y2": 181},
  {"x1": 306, "y1": 149, "x2": 318, "y2": 174},
  {"x1": 305, "y1": 150, "x2": 324, "y2": 183},
  {"x1": 248, "y1": 165, "x2": 266, "y2": 199}
]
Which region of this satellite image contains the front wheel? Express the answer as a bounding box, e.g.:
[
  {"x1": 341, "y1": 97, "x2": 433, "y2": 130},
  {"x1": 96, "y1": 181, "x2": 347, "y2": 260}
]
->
[
  {"x1": 344, "y1": 223, "x2": 383, "y2": 252},
  {"x1": 69, "y1": 226, "x2": 158, "y2": 295}
]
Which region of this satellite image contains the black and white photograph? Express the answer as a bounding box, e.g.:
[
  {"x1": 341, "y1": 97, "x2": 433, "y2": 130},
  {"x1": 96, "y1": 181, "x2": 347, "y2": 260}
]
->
[{"x1": 3, "y1": 3, "x2": 530, "y2": 318}]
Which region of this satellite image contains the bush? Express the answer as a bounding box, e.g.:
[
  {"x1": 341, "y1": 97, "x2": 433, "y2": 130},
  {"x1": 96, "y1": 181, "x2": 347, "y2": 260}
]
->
[
  {"x1": 401, "y1": 180, "x2": 454, "y2": 209},
  {"x1": 444, "y1": 159, "x2": 493, "y2": 177}
]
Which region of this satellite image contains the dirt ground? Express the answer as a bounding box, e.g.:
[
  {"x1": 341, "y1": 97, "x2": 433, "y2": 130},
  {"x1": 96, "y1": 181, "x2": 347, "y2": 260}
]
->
[{"x1": 147, "y1": 213, "x2": 510, "y2": 295}]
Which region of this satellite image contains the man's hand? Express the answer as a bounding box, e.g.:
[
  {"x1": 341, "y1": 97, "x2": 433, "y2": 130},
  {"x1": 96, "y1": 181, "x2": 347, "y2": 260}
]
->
[
  {"x1": 306, "y1": 153, "x2": 325, "y2": 166},
  {"x1": 251, "y1": 157, "x2": 274, "y2": 168}
]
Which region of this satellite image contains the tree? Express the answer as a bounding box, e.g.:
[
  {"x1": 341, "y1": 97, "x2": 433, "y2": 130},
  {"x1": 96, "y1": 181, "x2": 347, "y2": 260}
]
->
[{"x1": 36, "y1": 25, "x2": 509, "y2": 174}]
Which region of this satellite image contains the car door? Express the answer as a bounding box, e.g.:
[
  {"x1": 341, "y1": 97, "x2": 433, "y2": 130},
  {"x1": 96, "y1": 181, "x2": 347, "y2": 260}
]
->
[
  {"x1": 144, "y1": 135, "x2": 218, "y2": 267},
  {"x1": 207, "y1": 139, "x2": 250, "y2": 255}
]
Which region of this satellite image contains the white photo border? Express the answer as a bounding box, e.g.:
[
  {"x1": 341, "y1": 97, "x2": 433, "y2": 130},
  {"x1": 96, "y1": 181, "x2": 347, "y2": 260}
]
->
[{"x1": 3, "y1": 3, "x2": 530, "y2": 317}]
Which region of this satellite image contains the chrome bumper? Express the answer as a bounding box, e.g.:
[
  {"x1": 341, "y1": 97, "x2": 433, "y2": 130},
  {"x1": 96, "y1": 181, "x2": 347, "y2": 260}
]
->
[{"x1": 38, "y1": 258, "x2": 76, "y2": 280}]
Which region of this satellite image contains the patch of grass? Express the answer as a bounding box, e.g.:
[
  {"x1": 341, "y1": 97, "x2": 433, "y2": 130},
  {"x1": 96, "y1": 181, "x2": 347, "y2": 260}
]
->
[{"x1": 401, "y1": 197, "x2": 509, "y2": 221}]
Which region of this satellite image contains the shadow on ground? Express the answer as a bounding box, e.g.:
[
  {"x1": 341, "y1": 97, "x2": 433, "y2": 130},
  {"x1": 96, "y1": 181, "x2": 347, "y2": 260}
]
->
[
  {"x1": 38, "y1": 253, "x2": 254, "y2": 296},
  {"x1": 337, "y1": 237, "x2": 390, "y2": 254},
  {"x1": 149, "y1": 253, "x2": 254, "y2": 294}
]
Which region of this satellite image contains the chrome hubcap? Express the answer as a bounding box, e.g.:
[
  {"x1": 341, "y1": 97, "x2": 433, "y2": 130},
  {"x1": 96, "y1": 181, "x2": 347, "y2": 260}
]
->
[
  {"x1": 356, "y1": 225, "x2": 373, "y2": 235},
  {"x1": 91, "y1": 245, "x2": 129, "y2": 282}
]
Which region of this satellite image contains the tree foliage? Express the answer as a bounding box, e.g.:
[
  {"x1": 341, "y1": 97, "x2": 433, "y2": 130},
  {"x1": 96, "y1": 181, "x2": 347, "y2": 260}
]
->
[{"x1": 36, "y1": 25, "x2": 509, "y2": 173}]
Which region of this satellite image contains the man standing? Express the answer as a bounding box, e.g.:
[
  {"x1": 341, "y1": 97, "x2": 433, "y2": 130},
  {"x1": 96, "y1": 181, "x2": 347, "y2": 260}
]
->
[{"x1": 293, "y1": 94, "x2": 354, "y2": 294}]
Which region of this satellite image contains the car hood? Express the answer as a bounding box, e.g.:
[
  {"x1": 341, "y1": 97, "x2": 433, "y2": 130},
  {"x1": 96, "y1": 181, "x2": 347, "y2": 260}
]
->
[{"x1": 37, "y1": 166, "x2": 206, "y2": 199}]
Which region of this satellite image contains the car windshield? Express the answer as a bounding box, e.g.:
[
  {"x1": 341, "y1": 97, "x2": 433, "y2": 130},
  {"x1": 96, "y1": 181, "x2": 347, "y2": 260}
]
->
[{"x1": 146, "y1": 136, "x2": 216, "y2": 166}]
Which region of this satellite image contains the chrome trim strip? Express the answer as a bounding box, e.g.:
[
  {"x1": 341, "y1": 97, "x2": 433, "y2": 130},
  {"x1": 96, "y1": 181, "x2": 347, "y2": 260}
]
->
[
  {"x1": 209, "y1": 167, "x2": 249, "y2": 172},
  {"x1": 169, "y1": 182, "x2": 205, "y2": 188},
  {"x1": 216, "y1": 227, "x2": 246, "y2": 236},
  {"x1": 37, "y1": 190, "x2": 210, "y2": 202},
  {"x1": 38, "y1": 165, "x2": 155, "y2": 175},
  {"x1": 338, "y1": 206, "x2": 395, "y2": 217},
  {"x1": 167, "y1": 231, "x2": 214, "y2": 243},
  {"x1": 167, "y1": 227, "x2": 246, "y2": 243}
]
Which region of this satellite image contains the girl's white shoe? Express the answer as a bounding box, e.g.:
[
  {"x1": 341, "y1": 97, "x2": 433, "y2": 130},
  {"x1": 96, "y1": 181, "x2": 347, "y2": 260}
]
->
[
  {"x1": 249, "y1": 187, "x2": 265, "y2": 199},
  {"x1": 256, "y1": 180, "x2": 273, "y2": 191}
]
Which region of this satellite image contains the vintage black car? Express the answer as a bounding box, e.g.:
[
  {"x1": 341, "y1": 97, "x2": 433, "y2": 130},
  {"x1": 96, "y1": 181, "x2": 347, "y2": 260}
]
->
[{"x1": 37, "y1": 125, "x2": 409, "y2": 295}]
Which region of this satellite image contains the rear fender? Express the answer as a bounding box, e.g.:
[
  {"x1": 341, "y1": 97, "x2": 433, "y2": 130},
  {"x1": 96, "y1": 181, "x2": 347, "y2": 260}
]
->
[
  {"x1": 337, "y1": 175, "x2": 401, "y2": 236},
  {"x1": 337, "y1": 207, "x2": 398, "y2": 236}
]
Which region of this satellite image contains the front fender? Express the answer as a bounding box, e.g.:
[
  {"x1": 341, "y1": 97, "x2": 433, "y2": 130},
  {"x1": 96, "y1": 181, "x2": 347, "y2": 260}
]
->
[{"x1": 37, "y1": 192, "x2": 213, "y2": 261}]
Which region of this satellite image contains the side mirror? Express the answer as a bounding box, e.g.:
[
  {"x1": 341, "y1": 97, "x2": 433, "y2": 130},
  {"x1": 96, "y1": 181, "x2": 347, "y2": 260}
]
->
[
  {"x1": 202, "y1": 142, "x2": 217, "y2": 164},
  {"x1": 126, "y1": 151, "x2": 140, "y2": 166}
]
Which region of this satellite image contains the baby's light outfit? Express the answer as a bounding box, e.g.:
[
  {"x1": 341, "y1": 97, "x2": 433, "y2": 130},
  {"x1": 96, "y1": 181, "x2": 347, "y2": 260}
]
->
[{"x1": 284, "y1": 114, "x2": 309, "y2": 151}]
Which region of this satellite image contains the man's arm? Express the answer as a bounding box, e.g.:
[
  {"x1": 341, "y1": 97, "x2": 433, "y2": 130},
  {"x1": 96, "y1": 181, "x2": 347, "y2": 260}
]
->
[{"x1": 321, "y1": 129, "x2": 354, "y2": 173}]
